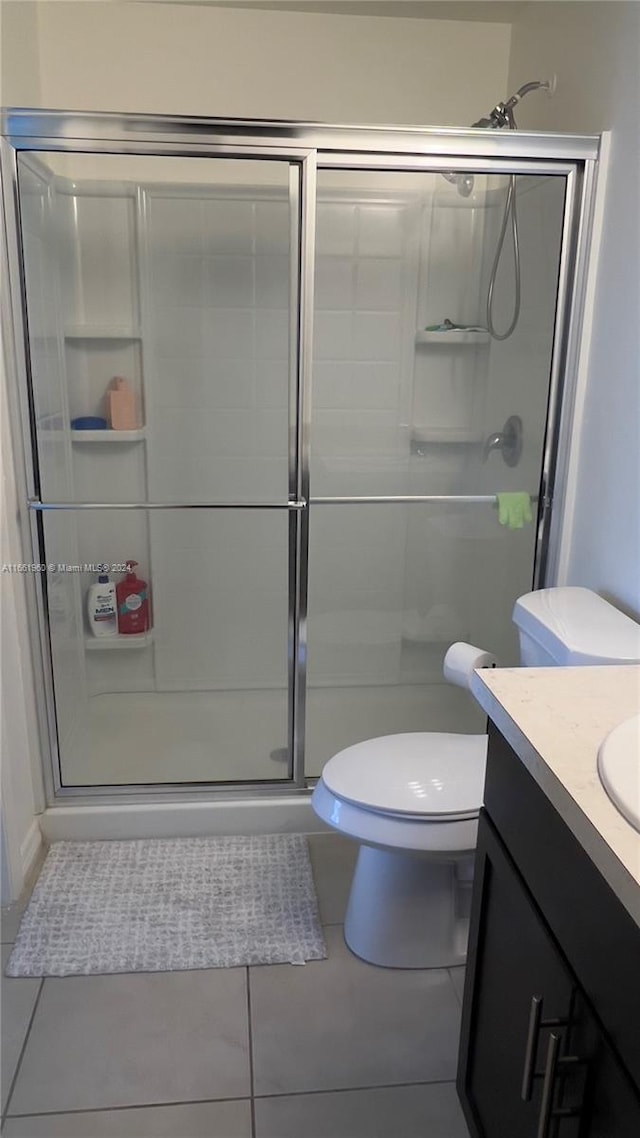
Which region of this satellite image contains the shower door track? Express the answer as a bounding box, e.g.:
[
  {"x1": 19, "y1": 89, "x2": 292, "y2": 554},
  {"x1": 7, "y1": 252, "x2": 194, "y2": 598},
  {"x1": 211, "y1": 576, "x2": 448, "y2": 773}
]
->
[{"x1": 1, "y1": 112, "x2": 601, "y2": 807}]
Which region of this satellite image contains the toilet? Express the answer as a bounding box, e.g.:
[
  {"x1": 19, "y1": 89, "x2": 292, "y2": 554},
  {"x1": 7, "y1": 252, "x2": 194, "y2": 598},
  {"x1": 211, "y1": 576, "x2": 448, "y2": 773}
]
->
[{"x1": 312, "y1": 587, "x2": 640, "y2": 969}]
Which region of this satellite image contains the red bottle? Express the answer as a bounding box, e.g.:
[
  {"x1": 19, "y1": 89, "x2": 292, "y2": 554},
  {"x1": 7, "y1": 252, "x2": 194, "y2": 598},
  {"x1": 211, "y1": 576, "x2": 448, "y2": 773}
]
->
[{"x1": 116, "y1": 561, "x2": 151, "y2": 634}]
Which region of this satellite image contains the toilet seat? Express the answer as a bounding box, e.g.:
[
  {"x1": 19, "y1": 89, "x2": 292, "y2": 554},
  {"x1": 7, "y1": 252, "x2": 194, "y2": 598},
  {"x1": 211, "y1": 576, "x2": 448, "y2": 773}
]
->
[
  {"x1": 321, "y1": 732, "x2": 487, "y2": 822},
  {"x1": 312, "y1": 777, "x2": 480, "y2": 853}
]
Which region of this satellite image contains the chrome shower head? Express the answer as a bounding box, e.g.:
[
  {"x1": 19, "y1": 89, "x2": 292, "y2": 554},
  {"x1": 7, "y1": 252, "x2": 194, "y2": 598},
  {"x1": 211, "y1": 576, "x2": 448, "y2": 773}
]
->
[
  {"x1": 471, "y1": 106, "x2": 513, "y2": 129},
  {"x1": 444, "y1": 78, "x2": 555, "y2": 196},
  {"x1": 472, "y1": 78, "x2": 555, "y2": 132}
]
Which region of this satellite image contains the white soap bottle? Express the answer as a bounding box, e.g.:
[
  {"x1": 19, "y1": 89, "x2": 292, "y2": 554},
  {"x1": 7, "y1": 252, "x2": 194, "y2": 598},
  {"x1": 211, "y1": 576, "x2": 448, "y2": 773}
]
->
[{"x1": 87, "y1": 573, "x2": 117, "y2": 638}]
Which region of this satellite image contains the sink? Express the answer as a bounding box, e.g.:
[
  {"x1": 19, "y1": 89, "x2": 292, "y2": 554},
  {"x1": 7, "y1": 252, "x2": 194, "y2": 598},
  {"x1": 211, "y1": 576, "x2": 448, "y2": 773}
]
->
[{"x1": 597, "y1": 714, "x2": 640, "y2": 832}]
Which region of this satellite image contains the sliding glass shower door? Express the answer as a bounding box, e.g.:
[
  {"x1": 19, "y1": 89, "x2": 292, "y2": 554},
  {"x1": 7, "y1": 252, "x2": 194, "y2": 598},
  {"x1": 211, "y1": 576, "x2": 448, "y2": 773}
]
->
[
  {"x1": 305, "y1": 167, "x2": 567, "y2": 775},
  {"x1": 6, "y1": 113, "x2": 587, "y2": 798},
  {"x1": 17, "y1": 150, "x2": 306, "y2": 787}
]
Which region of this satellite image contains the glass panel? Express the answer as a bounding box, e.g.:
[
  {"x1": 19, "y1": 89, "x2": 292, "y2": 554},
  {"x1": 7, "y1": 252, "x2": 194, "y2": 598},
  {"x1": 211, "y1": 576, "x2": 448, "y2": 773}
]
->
[
  {"x1": 305, "y1": 501, "x2": 536, "y2": 777},
  {"x1": 306, "y1": 166, "x2": 567, "y2": 775},
  {"x1": 18, "y1": 152, "x2": 294, "y2": 504},
  {"x1": 312, "y1": 169, "x2": 566, "y2": 498},
  {"x1": 43, "y1": 509, "x2": 290, "y2": 786}
]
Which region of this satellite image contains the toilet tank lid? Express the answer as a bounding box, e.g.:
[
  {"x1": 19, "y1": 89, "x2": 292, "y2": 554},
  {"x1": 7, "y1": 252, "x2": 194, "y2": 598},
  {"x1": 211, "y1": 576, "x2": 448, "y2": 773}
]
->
[{"x1": 513, "y1": 587, "x2": 640, "y2": 665}]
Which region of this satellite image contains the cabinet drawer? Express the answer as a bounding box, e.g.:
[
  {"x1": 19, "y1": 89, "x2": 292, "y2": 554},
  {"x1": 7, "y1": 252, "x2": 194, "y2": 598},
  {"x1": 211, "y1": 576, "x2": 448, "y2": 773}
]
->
[{"x1": 483, "y1": 721, "x2": 640, "y2": 1088}]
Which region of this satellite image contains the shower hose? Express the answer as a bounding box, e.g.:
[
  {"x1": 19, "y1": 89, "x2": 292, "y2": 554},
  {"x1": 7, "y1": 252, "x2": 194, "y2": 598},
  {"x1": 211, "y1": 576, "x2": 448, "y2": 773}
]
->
[{"x1": 486, "y1": 174, "x2": 521, "y2": 341}]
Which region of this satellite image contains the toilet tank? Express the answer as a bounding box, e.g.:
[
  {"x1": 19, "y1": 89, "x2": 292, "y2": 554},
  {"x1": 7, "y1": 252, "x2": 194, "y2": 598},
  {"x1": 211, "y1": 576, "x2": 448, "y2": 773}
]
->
[{"x1": 513, "y1": 587, "x2": 640, "y2": 667}]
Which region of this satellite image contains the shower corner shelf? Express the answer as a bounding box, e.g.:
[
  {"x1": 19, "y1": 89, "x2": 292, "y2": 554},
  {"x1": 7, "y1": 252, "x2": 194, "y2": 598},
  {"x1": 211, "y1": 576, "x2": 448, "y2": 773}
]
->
[
  {"x1": 84, "y1": 631, "x2": 154, "y2": 651},
  {"x1": 64, "y1": 325, "x2": 142, "y2": 340},
  {"x1": 71, "y1": 428, "x2": 146, "y2": 443},
  {"x1": 415, "y1": 330, "x2": 490, "y2": 346}
]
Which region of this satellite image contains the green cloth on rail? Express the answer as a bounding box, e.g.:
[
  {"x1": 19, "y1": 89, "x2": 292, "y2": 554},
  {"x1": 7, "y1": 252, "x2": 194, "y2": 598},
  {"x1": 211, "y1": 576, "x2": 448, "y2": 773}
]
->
[{"x1": 496, "y1": 492, "x2": 533, "y2": 530}]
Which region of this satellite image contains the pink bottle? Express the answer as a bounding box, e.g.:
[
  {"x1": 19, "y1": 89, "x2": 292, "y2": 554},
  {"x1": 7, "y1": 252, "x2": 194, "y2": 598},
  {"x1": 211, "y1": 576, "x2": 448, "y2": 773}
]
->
[{"x1": 108, "y1": 377, "x2": 139, "y2": 430}]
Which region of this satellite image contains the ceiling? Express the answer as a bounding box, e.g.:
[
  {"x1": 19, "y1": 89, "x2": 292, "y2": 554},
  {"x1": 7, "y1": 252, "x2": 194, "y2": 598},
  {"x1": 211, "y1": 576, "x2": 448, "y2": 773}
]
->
[{"x1": 135, "y1": 1, "x2": 530, "y2": 21}]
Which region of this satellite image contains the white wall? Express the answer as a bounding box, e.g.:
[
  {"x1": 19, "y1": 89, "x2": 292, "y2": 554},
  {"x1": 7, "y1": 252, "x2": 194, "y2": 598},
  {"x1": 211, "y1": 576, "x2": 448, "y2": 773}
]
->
[
  {"x1": 508, "y1": 1, "x2": 640, "y2": 618},
  {"x1": 19, "y1": 162, "x2": 87, "y2": 750},
  {"x1": 5, "y1": 0, "x2": 511, "y2": 126},
  {"x1": 0, "y1": 0, "x2": 40, "y2": 107}
]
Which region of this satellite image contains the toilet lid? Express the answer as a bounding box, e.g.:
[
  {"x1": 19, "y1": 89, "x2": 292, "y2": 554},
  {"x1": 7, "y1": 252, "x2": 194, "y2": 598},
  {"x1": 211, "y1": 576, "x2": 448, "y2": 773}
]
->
[{"x1": 321, "y1": 733, "x2": 487, "y2": 819}]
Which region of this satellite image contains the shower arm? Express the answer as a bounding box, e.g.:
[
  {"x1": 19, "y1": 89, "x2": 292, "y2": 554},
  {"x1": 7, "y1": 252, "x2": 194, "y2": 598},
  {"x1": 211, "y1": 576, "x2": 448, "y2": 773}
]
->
[
  {"x1": 475, "y1": 80, "x2": 554, "y2": 131},
  {"x1": 443, "y1": 79, "x2": 554, "y2": 193}
]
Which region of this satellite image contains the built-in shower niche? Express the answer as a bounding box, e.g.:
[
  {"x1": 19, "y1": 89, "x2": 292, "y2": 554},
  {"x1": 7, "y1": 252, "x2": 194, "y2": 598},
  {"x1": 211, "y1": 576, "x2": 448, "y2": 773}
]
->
[
  {"x1": 57, "y1": 182, "x2": 145, "y2": 446},
  {"x1": 64, "y1": 336, "x2": 144, "y2": 427}
]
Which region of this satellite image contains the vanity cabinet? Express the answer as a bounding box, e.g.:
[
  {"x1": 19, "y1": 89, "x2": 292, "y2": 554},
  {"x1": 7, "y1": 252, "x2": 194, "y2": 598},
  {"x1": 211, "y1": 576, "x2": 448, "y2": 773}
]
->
[{"x1": 457, "y1": 723, "x2": 640, "y2": 1138}]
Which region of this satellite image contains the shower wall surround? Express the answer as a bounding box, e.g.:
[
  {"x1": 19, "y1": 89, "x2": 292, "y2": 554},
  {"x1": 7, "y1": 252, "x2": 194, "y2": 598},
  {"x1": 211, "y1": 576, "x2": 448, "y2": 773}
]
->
[
  {"x1": 6, "y1": 119, "x2": 584, "y2": 798},
  {"x1": 145, "y1": 186, "x2": 291, "y2": 694},
  {"x1": 19, "y1": 161, "x2": 86, "y2": 759}
]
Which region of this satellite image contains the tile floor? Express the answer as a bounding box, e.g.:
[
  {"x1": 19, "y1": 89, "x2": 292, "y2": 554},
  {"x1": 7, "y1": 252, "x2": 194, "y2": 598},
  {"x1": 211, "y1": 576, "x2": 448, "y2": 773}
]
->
[{"x1": 1, "y1": 834, "x2": 470, "y2": 1137}]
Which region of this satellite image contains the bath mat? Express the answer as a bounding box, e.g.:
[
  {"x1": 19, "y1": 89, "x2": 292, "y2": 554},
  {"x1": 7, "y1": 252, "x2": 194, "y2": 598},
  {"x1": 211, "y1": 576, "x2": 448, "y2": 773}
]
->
[{"x1": 6, "y1": 835, "x2": 326, "y2": 977}]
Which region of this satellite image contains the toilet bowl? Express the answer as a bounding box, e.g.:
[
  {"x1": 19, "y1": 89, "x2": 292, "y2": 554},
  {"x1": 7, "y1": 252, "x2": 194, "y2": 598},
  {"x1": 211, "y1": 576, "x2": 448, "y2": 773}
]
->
[
  {"x1": 312, "y1": 732, "x2": 486, "y2": 968},
  {"x1": 312, "y1": 587, "x2": 640, "y2": 969}
]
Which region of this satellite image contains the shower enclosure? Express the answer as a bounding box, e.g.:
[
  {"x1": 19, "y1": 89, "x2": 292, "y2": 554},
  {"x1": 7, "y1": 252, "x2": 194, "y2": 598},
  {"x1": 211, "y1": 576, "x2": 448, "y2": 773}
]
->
[{"x1": 1, "y1": 112, "x2": 599, "y2": 815}]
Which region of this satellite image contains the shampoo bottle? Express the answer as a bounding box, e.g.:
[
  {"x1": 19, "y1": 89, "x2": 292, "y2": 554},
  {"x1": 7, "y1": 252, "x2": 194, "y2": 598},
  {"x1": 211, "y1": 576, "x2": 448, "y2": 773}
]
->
[
  {"x1": 87, "y1": 573, "x2": 117, "y2": 638},
  {"x1": 116, "y1": 561, "x2": 151, "y2": 635},
  {"x1": 108, "y1": 377, "x2": 139, "y2": 430}
]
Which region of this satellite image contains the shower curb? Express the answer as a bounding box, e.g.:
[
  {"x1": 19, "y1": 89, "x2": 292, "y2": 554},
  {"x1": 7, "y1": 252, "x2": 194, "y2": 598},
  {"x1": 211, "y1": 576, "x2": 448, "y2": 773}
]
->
[{"x1": 38, "y1": 798, "x2": 323, "y2": 843}]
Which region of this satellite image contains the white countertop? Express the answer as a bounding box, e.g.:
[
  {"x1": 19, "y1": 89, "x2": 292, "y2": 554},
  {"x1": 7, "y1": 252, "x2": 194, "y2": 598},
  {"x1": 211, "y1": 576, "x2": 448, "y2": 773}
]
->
[{"x1": 471, "y1": 665, "x2": 640, "y2": 928}]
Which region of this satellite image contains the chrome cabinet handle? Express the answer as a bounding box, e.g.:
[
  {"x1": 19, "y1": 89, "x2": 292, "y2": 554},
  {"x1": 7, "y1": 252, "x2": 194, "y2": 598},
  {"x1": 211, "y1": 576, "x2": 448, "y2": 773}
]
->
[
  {"x1": 521, "y1": 995, "x2": 568, "y2": 1102},
  {"x1": 522, "y1": 996, "x2": 544, "y2": 1100},
  {"x1": 537, "y1": 1031, "x2": 562, "y2": 1137},
  {"x1": 537, "y1": 1031, "x2": 584, "y2": 1138}
]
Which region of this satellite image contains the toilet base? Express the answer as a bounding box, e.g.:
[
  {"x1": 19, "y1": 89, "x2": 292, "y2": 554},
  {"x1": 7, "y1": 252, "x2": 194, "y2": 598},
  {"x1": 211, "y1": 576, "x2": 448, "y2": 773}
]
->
[{"x1": 344, "y1": 844, "x2": 470, "y2": 969}]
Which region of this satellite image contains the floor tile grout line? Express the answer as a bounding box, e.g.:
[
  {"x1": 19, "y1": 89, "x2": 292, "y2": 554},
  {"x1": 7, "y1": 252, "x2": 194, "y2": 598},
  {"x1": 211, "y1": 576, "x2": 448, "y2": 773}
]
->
[
  {"x1": 1, "y1": 977, "x2": 45, "y2": 1125},
  {"x1": 251, "y1": 1077, "x2": 460, "y2": 1101},
  {"x1": 447, "y1": 966, "x2": 466, "y2": 1008},
  {"x1": 246, "y1": 966, "x2": 256, "y2": 1138},
  {"x1": 3, "y1": 1079, "x2": 461, "y2": 1120},
  {"x1": 4, "y1": 1095, "x2": 253, "y2": 1120}
]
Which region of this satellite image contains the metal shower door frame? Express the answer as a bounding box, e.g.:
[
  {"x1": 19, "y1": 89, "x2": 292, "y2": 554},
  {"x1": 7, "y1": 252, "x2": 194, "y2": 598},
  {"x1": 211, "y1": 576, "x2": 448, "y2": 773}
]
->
[
  {"x1": 0, "y1": 111, "x2": 601, "y2": 806},
  {"x1": 2, "y1": 126, "x2": 317, "y2": 801}
]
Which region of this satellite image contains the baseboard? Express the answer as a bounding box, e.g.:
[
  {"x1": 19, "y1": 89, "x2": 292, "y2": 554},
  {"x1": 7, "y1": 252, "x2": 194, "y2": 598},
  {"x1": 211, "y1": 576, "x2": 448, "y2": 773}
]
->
[{"x1": 20, "y1": 819, "x2": 43, "y2": 883}]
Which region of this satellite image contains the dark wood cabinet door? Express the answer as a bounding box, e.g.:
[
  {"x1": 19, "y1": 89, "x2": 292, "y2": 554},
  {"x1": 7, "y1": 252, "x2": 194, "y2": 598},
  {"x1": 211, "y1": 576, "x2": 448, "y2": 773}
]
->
[
  {"x1": 567, "y1": 993, "x2": 640, "y2": 1138},
  {"x1": 458, "y1": 812, "x2": 579, "y2": 1138},
  {"x1": 458, "y1": 812, "x2": 640, "y2": 1138}
]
